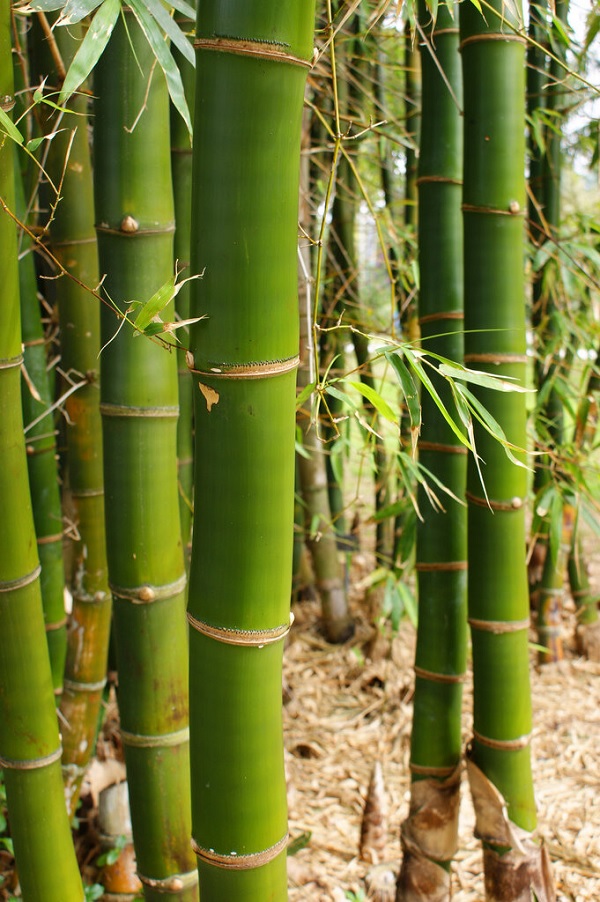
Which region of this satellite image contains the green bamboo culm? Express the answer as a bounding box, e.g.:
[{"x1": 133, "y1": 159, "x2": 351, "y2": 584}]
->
[
  {"x1": 460, "y1": 1, "x2": 555, "y2": 897},
  {"x1": 397, "y1": 4, "x2": 466, "y2": 899},
  {"x1": 188, "y1": 4, "x2": 316, "y2": 898},
  {"x1": 16, "y1": 161, "x2": 67, "y2": 695},
  {"x1": 94, "y1": 13, "x2": 197, "y2": 901},
  {"x1": 171, "y1": 8, "x2": 196, "y2": 564},
  {"x1": 0, "y1": 4, "x2": 83, "y2": 898},
  {"x1": 40, "y1": 20, "x2": 113, "y2": 815}
]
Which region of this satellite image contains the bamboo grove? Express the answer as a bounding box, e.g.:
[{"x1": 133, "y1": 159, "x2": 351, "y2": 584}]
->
[{"x1": 0, "y1": 0, "x2": 599, "y2": 900}]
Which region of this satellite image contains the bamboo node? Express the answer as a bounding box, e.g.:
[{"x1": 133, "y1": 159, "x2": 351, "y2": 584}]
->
[
  {"x1": 195, "y1": 36, "x2": 311, "y2": 68},
  {"x1": 120, "y1": 215, "x2": 139, "y2": 233},
  {"x1": 187, "y1": 611, "x2": 294, "y2": 647},
  {"x1": 100, "y1": 403, "x2": 179, "y2": 418},
  {"x1": 468, "y1": 617, "x2": 530, "y2": 634},
  {"x1": 110, "y1": 573, "x2": 187, "y2": 604},
  {"x1": 414, "y1": 665, "x2": 467, "y2": 684},
  {"x1": 415, "y1": 561, "x2": 468, "y2": 572},
  {"x1": 0, "y1": 353, "x2": 24, "y2": 370},
  {"x1": 191, "y1": 833, "x2": 288, "y2": 870},
  {"x1": 120, "y1": 727, "x2": 190, "y2": 749},
  {"x1": 137, "y1": 868, "x2": 198, "y2": 892},
  {"x1": 471, "y1": 730, "x2": 531, "y2": 751},
  {"x1": 190, "y1": 355, "x2": 299, "y2": 380},
  {"x1": 409, "y1": 762, "x2": 458, "y2": 777},
  {"x1": 466, "y1": 490, "x2": 527, "y2": 512},
  {"x1": 0, "y1": 746, "x2": 63, "y2": 771},
  {"x1": 0, "y1": 564, "x2": 42, "y2": 594},
  {"x1": 45, "y1": 616, "x2": 68, "y2": 632},
  {"x1": 63, "y1": 677, "x2": 107, "y2": 694}
]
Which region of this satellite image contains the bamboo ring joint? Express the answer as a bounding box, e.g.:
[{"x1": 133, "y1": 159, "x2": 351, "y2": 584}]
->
[
  {"x1": 414, "y1": 665, "x2": 467, "y2": 684},
  {"x1": 188, "y1": 355, "x2": 299, "y2": 380},
  {"x1": 187, "y1": 611, "x2": 294, "y2": 647},
  {"x1": 191, "y1": 833, "x2": 288, "y2": 870},
  {"x1": 63, "y1": 677, "x2": 106, "y2": 693},
  {"x1": 100, "y1": 402, "x2": 179, "y2": 418},
  {"x1": 460, "y1": 32, "x2": 527, "y2": 50},
  {"x1": 418, "y1": 310, "x2": 464, "y2": 324},
  {"x1": 0, "y1": 353, "x2": 24, "y2": 370},
  {"x1": 463, "y1": 353, "x2": 527, "y2": 365},
  {"x1": 137, "y1": 868, "x2": 198, "y2": 893},
  {"x1": 468, "y1": 617, "x2": 530, "y2": 634},
  {"x1": 409, "y1": 762, "x2": 458, "y2": 777},
  {"x1": 120, "y1": 727, "x2": 190, "y2": 749},
  {"x1": 415, "y1": 561, "x2": 468, "y2": 572},
  {"x1": 195, "y1": 37, "x2": 312, "y2": 69},
  {"x1": 418, "y1": 440, "x2": 468, "y2": 455},
  {"x1": 0, "y1": 564, "x2": 42, "y2": 593},
  {"x1": 45, "y1": 617, "x2": 68, "y2": 632},
  {"x1": 0, "y1": 746, "x2": 62, "y2": 771},
  {"x1": 110, "y1": 573, "x2": 187, "y2": 604},
  {"x1": 471, "y1": 730, "x2": 531, "y2": 751},
  {"x1": 466, "y1": 490, "x2": 525, "y2": 512}
]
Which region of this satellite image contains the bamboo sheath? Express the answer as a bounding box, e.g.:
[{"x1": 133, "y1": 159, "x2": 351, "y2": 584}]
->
[
  {"x1": 461, "y1": 2, "x2": 555, "y2": 898},
  {"x1": 94, "y1": 15, "x2": 197, "y2": 901},
  {"x1": 188, "y1": 4, "x2": 315, "y2": 898},
  {"x1": 397, "y1": 6, "x2": 466, "y2": 899},
  {"x1": 0, "y1": 4, "x2": 83, "y2": 898},
  {"x1": 16, "y1": 163, "x2": 67, "y2": 694}
]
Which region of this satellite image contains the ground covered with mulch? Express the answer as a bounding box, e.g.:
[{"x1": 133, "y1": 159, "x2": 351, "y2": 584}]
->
[{"x1": 284, "y1": 559, "x2": 600, "y2": 901}]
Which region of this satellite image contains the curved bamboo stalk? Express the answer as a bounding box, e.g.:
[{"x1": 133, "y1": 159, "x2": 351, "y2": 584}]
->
[
  {"x1": 0, "y1": 6, "x2": 83, "y2": 897},
  {"x1": 460, "y1": 0, "x2": 555, "y2": 896},
  {"x1": 94, "y1": 14, "x2": 197, "y2": 900},
  {"x1": 396, "y1": 5, "x2": 466, "y2": 899},
  {"x1": 187, "y1": 4, "x2": 315, "y2": 897}
]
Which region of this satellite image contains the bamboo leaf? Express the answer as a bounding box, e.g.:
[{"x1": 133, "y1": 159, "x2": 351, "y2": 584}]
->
[
  {"x1": 170, "y1": 0, "x2": 195, "y2": 18},
  {"x1": 128, "y1": 0, "x2": 192, "y2": 139},
  {"x1": 133, "y1": 274, "x2": 176, "y2": 333},
  {"x1": 141, "y1": 0, "x2": 195, "y2": 66},
  {"x1": 347, "y1": 379, "x2": 397, "y2": 425},
  {"x1": 455, "y1": 383, "x2": 529, "y2": 469},
  {"x1": 296, "y1": 381, "x2": 316, "y2": 409},
  {"x1": 547, "y1": 489, "x2": 563, "y2": 567},
  {"x1": 0, "y1": 108, "x2": 24, "y2": 144},
  {"x1": 385, "y1": 351, "x2": 420, "y2": 429},
  {"x1": 438, "y1": 361, "x2": 528, "y2": 393},
  {"x1": 287, "y1": 831, "x2": 311, "y2": 856},
  {"x1": 59, "y1": 0, "x2": 121, "y2": 104},
  {"x1": 326, "y1": 384, "x2": 358, "y2": 412},
  {"x1": 56, "y1": 0, "x2": 104, "y2": 25},
  {"x1": 402, "y1": 348, "x2": 471, "y2": 449}
]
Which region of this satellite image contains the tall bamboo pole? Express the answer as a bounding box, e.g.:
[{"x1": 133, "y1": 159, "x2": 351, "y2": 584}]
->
[
  {"x1": 460, "y1": 0, "x2": 555, "y2": 896},
  {"x1": 397, "y1": 4, "x2": 466, "y2": 898},
  {"x1": 16, "y1": 164, "x2": 67, "y2": 695},
  {"x1": 36, "y1": 20, "x2": 114, "y2": 815},
  {"x1": 0, "y1": 4, "x2": 83, "y2": 896},
  {"x1": 187, "y1": 3, "x2": 315, "y2": 898},
  {"x1": 94, "y1": 13, "x2": 197, "y2": 900}
]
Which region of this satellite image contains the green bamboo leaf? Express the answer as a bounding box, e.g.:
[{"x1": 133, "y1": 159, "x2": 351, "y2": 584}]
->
[
  {"x1": 397, "y1": 581, "x2": 418, "y2": 627},
  {"x1": 56, "y1": 0, "x2": 104, "y2": 25},
  {"x1": 17, "y1": 0, "x2": 65, "y2": 10},
  {"x1": 329, "y1": 437, "x2": 345, "y2": 489},
  {"x1": 438, "y1": 361, "x2": 528, "y2": 393},
  {"x1": 128, "y1": 0, "x2": 192, "y2": 139},
  {"x1": 169, "y1": 0, "x2": 195, "y2": 17},
  {"x1": 296, "y1": 380, "x2": 316, "y2": 409},
  {"x1": 0, "y1": 107, "x2": 23, "y2": 144},
  {"x1": 385, "y1": 351, "x2": 420, "y2": 429},
  {"x1": 287, "y1": 831, "x2": 311, "y2": 856},
  {"x1": 133, "y1": 274, "x2": 176, "y2": 333},
  {"x1": 141, "y1": 0, "x2": 194, "y2": 66},
  {"x1": 326, "y1": 384, "x2": 358, "y2": 412},
  {"x1": 403, "y1": 348, "x2": 471, "y2": 449},
  {"x1": 59, "y1": 0, "x2": 121, "y2": 104},
  {"x1": 347, "y1": 379, "x2": 397, "y2": 424},
  {"x1": 455, "y1": 383, "x2": 528, "y2": 469}
]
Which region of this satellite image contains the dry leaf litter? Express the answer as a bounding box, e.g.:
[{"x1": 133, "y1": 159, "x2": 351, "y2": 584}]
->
[{"x1": 285, "y1": 554, "x2": 600, "y2": 902}]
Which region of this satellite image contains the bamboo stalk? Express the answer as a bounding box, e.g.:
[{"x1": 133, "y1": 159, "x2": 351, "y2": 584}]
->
[
  {"x1": 188, "y1": 4, "x2": 315, "y2": 897},
  {"x1": 460, "y1": 0, "x2": 555, "y2": 896},
  {"x1": 0, "y1": 5, "x2": 83, "y2": 896},
  {"x1": 397, "y1": 5, "x2": 466, "y2": 899},
  {"x1": 94, "y1": 13, "x2": 197, "y2": 900}
]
